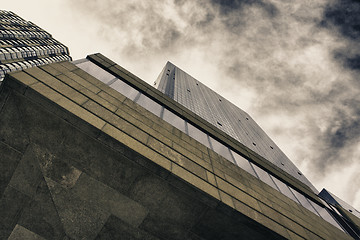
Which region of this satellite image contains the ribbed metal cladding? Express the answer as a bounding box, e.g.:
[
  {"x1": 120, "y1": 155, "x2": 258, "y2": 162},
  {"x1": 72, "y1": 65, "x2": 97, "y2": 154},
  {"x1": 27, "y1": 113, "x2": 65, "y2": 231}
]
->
[
  {"x1": 0, "y1": 10, "x2": 71, "y2": 81},
  {"x1": 156, "y1": 61, "x2": 317, "y2": 192}
]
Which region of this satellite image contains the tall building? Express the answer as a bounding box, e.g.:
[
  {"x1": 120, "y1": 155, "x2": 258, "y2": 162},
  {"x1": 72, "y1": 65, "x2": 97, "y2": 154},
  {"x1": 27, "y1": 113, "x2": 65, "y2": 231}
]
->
[
  {"x1": 155, "y1": 62, "x2": 316, "y2": 192},
  {"x1": 0, "y1": 10, "x2": 71, "y2": 81},
  {"x1": 0, "y1": 52, "x2": 358, "y2": 239},
  {"x1": 154, "y1": 61, "x2": 360, "y2": 239}
]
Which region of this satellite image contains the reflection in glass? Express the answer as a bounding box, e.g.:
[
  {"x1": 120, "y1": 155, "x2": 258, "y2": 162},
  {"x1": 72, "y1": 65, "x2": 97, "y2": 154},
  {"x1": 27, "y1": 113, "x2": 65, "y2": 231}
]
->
[
  {"x1": 76, "y1": 60, "x2": 116, "y2": 84},
  {"x1": 251, "y1": 164, "x2": 278, "y2": 190},
  {"x1": 308, "y1": 199, "x2": 343, "y2": 230},
  {"x1": 110, "y1": 80, "x2": 139, "y2": 101},
  {"x1": 271, "y1": 177, "x2": 299, "y2": 203},
  {"x1": 289, "y1": 187, "x2": 319, "y2": 216},
  {"x1": 162, "y1": 108, "x2": 186, "y2": 132},
  {"x1": 230, "y1": 150, "x2": 257, "y2": 177},
  {"x1": 209, "y1": 137, "x2": 234, "y2": 162},
  {"x1": 135, "y1": 94, "x2": 163, "y2": 117},
  {"x1": 187, "y1": 123, "x2": 210, "y2": 148}
]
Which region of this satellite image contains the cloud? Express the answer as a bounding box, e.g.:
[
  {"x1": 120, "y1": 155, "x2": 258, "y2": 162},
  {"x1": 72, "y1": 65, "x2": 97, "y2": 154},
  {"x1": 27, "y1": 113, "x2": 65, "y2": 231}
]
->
[
  {"x1": 65, "y1": 0, "x2": 360, "y2": 209},
  {"x1": 206, "y1": 0, "x2": 360, "y2": 179},
  {"x1": 322, "y1": 0, "x2": 360, "y2": 41},
  {"x1": 67, "y1": 0, "x2": 217, "y2": 56}
]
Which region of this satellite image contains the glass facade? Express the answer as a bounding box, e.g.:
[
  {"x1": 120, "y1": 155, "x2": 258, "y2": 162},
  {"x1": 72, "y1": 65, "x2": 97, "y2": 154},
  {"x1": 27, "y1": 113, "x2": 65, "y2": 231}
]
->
[{"x1": 155, "y1": 62, "x2": 317, "y2": 193}]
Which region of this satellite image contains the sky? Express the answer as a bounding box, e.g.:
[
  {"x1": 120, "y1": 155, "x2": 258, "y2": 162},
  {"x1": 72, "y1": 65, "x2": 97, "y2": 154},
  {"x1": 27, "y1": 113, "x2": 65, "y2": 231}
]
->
[{"x1": 2, "y1": 0, "x2": 359, "y2": 210}]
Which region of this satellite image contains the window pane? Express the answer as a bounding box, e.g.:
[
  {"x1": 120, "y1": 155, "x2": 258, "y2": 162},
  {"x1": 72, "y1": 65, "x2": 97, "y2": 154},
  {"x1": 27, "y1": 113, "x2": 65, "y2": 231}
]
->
[
  {"x1": 209, "y1": 136, "x2": 234, "y2": 162},
  {"x1": 271, "y1": 177, "x2": 300, "y2": 203},
  {"x1": 135, "y1": 93, "x2": 162, "y2": 117},
  {"x1": 289, "y1": 187, "x2": 319, "y2": 216},
  {"x1": 251, "y1": 164, "x2": 278, "y2": 190},
  {"x1": 76, "y1": 60, "x2": 116, "y2": 84},
  {"x1": 230, "y1": 150, "x2": 257, "y2": 177},
  {"x1": 110, "y1": 80, "x2": 139, "y2": 101},
  {"x1": 309, "y1": 200, "x2": 343, "y2": 230},
  {"x1": 162, "y1": 108, "x2": 186, "y2": 132},
  {"x1": 187, "y1": 123, "x2": 210, "y2": 148}
]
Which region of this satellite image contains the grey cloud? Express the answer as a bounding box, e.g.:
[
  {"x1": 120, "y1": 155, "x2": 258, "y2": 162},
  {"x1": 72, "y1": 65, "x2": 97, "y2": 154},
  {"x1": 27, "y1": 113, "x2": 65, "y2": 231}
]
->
[
  {"x1": 305, "y1": 0, "x2": 360, "y2": 172},
  {"x1": 328, "y1": 114, "x2": 360, "y2": 149},
  {"x1": 322, "y1": 0, "x2": 360, "y2": 40},
  {"x1": 211, "y1": 0, "x2": 278, "y2": 17},
  {"x1": 346, "y1": 55, "x2": 360, "y2": 70},
  {"x1": 208, "y1": 0, "x2": 360, "y2": 176},
  {"x1": 334, "y1": 50, "x2": 360, "y2": 72},
  {"x1": 208, "y1": 0, "x2": 279, "y2": 35},
  {"x1": 322, "y1": 0, "x2": 360, "y2": 71},
  {"x1": 65, "y1": 0, "x2": 359, "y2": 207},
  {"x1": 312, "y1": 104, "x2": 360, "y2": 171},
  {"x1": 68, "y1": 0, "x2": 188, "y2": 55}
]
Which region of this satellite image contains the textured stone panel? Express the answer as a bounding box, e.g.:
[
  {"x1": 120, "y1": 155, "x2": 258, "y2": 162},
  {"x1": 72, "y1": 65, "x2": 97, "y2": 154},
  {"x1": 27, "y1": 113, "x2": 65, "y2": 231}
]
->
[
  {"x1": 0, "y1": 92, "x2": 30, "y2": 153},
  {"x1": 139, "y1": 183, "x2": 208, "y2": 240},
  {"x1": 0, "y1": 186, "x2": 31, "y2": 239},
  {"x1": 45, "y1": 177, "x2": 110, "y2": 240},
  {"x1": 71, "y1": 173, "x2": 148, "y2": 227},
  {"x1": 17, "y1": 179, "x2": 66, "y2": 240},
  {"x1": 8, "y1": 224, "x2": 46, "y2": 240},
  {"x1": 96, "y1": 215, "x2": 159, "y2": 240},
  {"x1": 192, "y1": 208, "x2": 287, "y2": 240},
  {"x1": 0, "y1": 142, "x2": 23, "y2": 196},
  {"x1": 9, "y1": 146, "x2": 43, "y2": 198}
]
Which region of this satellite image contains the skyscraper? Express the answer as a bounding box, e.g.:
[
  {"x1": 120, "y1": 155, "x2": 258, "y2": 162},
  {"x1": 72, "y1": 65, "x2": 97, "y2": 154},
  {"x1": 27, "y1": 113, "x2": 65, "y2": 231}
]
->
[
  {"x1": 154, "y1": 61, "x2": 360, "y2": 239},
  {"x1": 0, "y1": 52, "x2": 357, "y2": 239},
  {"x1": 0, "y1": 10, "x2": 71, "y2": 81},
  {"x1": 155, "y1": 62, "x2": 316, "y2": 192}
]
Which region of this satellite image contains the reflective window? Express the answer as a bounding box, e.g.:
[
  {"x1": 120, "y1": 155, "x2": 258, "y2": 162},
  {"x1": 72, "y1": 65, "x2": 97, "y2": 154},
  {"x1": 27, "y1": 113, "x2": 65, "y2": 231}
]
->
[
  {"x1": 110, "y1": 80, "x2": 139, "y2": 101},
  {"x1": 289, "y1": 187, "x2": 319, "y2": 216},
  {"x1": 271, "y1": 177, "x2": 300, "y2": 203},
  {"x1": 251, "y1": 164, "x2": 278, "y2": 190},
  {"x1": 187, "y1": 122, "x2": 210, "y2": 148},
  {"x1": 308, "y1": 199, "x2": 343, "y2": 230},
  {"x1": 76, "y1": 60, "x2": 116, "y2": 84},
  {"x1": 230, "y1": 150, "x2": 257, "y2": 177},
  {"x1": 162, "y1": 108, "x2": 186, "y2": 132},
  {"x1": 209, "y1": 136, "x2": 234, "y2": 162},
  {"x1": 135, "y1": 93, "x2": 162, "y2": 117}
]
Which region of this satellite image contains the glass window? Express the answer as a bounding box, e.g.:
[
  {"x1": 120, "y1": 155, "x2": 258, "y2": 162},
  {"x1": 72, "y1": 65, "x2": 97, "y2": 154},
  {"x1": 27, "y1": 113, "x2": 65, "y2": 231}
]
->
[
  {"x1": 76, "y1": 60, "x2": 116, "y2": 84},
  {"x1": 271, "y1": 177, "x2": 300, "y2": 203},
  {"x1": 289, "y1": 187, "x2": 319, "y2": 216},
  {"x1": 187, "y1": 122, "x2": 210, "y2": 148},
  {"x1": 135, "y1": 93, "x2": 162, "y2": 117},
  {"x1": 308, "y1": 200, "x2": 343, "y2": 230},
  {"x1": 209, "y1": 136, "x2": 234, "y2": 162},
  {"x1": 109, "y1": 80, "x2": 139, "y2": 101},
  {"x1": 230, "y1": 150, "x2": 257, "y2": 177},
  {"x1": 162, "y1": 108, "x2": 186, "y2": 132},
  {"x1": 251, "y1": 164, "x2": 278, "y2": 190}
]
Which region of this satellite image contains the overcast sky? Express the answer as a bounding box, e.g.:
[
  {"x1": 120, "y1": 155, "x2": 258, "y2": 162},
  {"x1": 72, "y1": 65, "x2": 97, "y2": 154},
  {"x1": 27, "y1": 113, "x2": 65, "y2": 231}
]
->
[{"x1": 3, "y1": 0, "x2": 359, "y2": 210}]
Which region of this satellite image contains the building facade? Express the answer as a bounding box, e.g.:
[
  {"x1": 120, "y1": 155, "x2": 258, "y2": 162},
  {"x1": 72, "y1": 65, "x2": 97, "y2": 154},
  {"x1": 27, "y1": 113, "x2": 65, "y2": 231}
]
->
[
  {"x1": 155, "y1": 61, "x2": 316, "y2": 192},
  {"x1": 0, "y1": 10, "x2": 71, "y2": 81},
  {"x1": 320, "y1": 189, "x2": 360, "y2": 238},
  {"x1": 0, "y1": 52, "x2": 358, "y2": 239}
]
